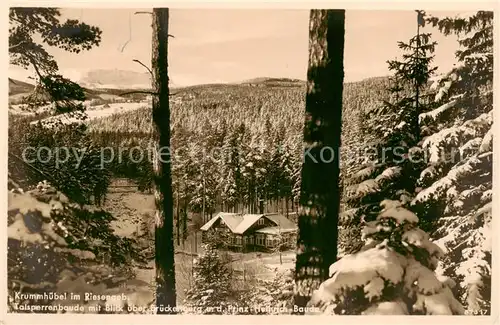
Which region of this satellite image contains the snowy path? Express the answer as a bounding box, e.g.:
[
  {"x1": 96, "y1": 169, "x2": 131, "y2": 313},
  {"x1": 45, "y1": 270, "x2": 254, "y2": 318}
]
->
[{"x1": 10, "y1": 101, "x2": 148, "y2": 123}]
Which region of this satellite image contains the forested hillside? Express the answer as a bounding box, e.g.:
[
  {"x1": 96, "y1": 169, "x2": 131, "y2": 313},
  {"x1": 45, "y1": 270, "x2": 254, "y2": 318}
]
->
[
  {"x1": 7, "y1": 8, "x2": 493, "y2": 316},
  {"x1": 86, "y1": 77, "x2": 393, "y2": 217}
]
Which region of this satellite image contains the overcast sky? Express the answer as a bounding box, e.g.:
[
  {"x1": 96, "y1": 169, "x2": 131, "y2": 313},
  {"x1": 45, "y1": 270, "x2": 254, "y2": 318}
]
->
[{"x1": 9, "y1": 9, "x2": 465, "y2": 86}]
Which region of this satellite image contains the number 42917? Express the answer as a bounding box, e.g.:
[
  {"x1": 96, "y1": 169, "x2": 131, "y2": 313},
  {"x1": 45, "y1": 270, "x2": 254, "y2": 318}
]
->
[{"x1": 465, "y1": 309, "x2": 489, "y2": 315}]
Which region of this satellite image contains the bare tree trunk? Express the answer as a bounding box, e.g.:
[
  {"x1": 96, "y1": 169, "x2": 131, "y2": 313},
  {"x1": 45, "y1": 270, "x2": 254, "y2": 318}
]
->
[
  {"x1": 182, "y1": 207, "x2": 187, "y2": 246},
  {"x1": 285, "y1": 196, "x2": 289, "y2": 218},
  {"x1": 202, "y1": 163, "x2": 206, "y2": 223},
  {"x1": 152, "y1": 7, "x2": 176, "y2": 313},
  {"x1": 293, "y1": 9, "x2": 344, "y2": 312},
  {"x1": 176, "y1": 182, "x2": 180, "y2": 245},
  {"x1": 413, "y1": 13, "x2": 422, "y2": 144},
  {"x1": 176, "y1": 186, "x2": 181, "y2": 246},
  {"x1": 191, "y1": 233, "x2": 194, "y2": 279},
  {"x1": 183, "y1": 196, "x2": 188, "y2": 243},
  {"x1": 194, "y1": 229, "x2": 197, "y2": 253}
]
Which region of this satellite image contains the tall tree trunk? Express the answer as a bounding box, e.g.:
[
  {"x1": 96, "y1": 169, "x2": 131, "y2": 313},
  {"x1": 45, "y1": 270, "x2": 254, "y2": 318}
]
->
[
  {"x1": 191, "y1": 233, "x2": 194, "y2": 282},
  {"x1": 183, "y1": 196, "x2": 188, "y2": 243},
  {"x1": 285, "y1": 197, "x2": 289, "y2": 218},
  {"x1": 293, "y1": 9, "x2": 345, "y2": 311},
  {"x1": 152, "y1": 7, "x2": 177, "y2": 313},
  {"x1": 176, "y1": 189, "x2": 181, "y2": 246},
  {"x1": 182, "y1": 207, "x2": 187, "y2": 249},
  {"x1": 413, "y1": 11, "x2": 423, "y2": 145},
  {"x1": 202, "y1": 164, "x2": 206, "y2": 223},
  {"x1": 194, "y1": 229, "x2": 197, "y2": 253},
  {"x1": 175, "y1": 182, "x2": 181, "y2": 244},
  {"x1": 182, "y1": 208, "x2": 187, "y2": 243}
]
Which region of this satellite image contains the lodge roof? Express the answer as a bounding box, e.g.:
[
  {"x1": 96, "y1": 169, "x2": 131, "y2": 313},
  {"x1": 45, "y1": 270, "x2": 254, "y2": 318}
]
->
[{"x1": 200, "y1": 212, "x2": 296, "y2": 235}]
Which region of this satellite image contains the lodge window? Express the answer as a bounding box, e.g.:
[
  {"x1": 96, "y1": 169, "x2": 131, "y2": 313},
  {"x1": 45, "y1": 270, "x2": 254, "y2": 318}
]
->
[
  {"x1": 257, "y1": 218, "x2": 265, "y2": 226},
  {"x1": 235, "y1": 236, "x2": 242, "y2": 245},
  {"x1": 256, "y1": 234, "x2": 265, "y2": 246}
]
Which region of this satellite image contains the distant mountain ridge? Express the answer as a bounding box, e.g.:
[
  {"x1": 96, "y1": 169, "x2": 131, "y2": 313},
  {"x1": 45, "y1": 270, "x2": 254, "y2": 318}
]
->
[
  {"x1": 8, "y1": 74, "x2": 390, "y2": 98},
  {"x1": 78, "y1": 69, "x2": 152, "y2": 89},
  {"x1": 9, "y1": 68, "x2": 392, "y2": 94},
  {"x1": 239, "y1": 77, "x2": 306, "y2": 84},
  {"x1": 77, "y1": 71, "x2": 307, "y2": 89},
  {"x1": 8, "y1": 78, "x2": 35, "y2": 95}
]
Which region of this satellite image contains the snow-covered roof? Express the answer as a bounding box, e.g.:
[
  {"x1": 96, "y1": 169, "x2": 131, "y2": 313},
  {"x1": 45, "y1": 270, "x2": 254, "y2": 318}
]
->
[
  {"x1": 233, "y1": 214, "x2": 263, "y2": 234},
  {"x1": 199, "y1": 212, "x2": 242, "y2": 232},
  {"x1": 200, "y1": 212, "x2": 297, "y2": 234},
  {"x1": 265, "y1": 213, "x2": 296, "y2": 230}
]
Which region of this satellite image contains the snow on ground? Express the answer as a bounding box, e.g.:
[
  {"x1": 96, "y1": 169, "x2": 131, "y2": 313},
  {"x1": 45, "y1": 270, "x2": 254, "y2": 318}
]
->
[
  {"x1": 85, "y1": 102, "x2": 149, "y2": 119},
  {"x1": 103, "y1": 182, "x2": 156, "y2": 301},
  {"x1": 10, "y1": 102, "x2": 149, "y2": 126},
  {"x1": 10, "y1": 101, "x2": 149, "y2": 119},
  {"x1": 230, "y1": 251, "x2": 296, "y2": 280}
]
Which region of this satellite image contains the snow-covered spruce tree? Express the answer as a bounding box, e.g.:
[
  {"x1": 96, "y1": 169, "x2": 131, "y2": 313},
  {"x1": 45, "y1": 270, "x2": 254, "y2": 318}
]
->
[
  {"x1": 9, "y1": 115, "x2": 111, "y2": 206},
  {"x1": 411, "y1": 11, "x2": 493, "y2": 314},
  {"x1": 339, "y1": 102, "x2": 381, "y2": 255},
  {"x1": 341, "y1": 11, "x2": 438, "y2": 256},
  {"x1": 183, "y1": 243, "x2": 241, "y2": 314},
  {"x1": 244, "y1": 269, "x2": 295, "y2": 315},
  {"x1": 188, "y1": 126, "x2": 219, "y2": 221},
  {"x1": 338, "y1": 78, "x2": 394, "y2": 255},
  {"x1": 219, "y1": 125, "x2": 244, "y2": 212},
  {"x1": 7, "y1": 181, "x2": 152, "y2": 314},
  {"x1": 307, "y1": 200, "x2": 464, "y2": 315}
]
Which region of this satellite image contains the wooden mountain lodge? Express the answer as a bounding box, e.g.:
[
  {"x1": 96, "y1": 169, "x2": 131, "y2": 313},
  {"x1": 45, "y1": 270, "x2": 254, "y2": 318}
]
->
[{"x1": 200, "y1": 212, "x2": 297, "y2": 252}]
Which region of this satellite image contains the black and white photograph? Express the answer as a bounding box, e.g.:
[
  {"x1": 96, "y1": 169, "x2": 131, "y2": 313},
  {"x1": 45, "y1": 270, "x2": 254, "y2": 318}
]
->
[{"x1": 4, "y1": 4, "x2": 495, "y2": 318}]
